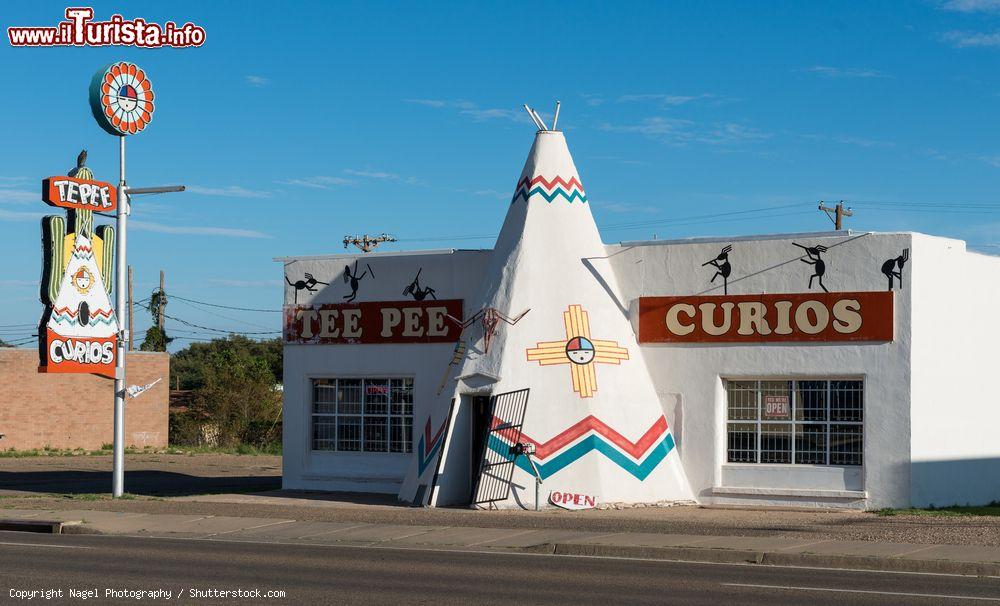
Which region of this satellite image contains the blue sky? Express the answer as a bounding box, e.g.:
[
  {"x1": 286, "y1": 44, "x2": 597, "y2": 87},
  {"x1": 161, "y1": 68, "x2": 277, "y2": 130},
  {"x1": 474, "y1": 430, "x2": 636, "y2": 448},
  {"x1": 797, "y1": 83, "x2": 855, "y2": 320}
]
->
[{"x1": 2, "y1": 0, "x2": 1000, "y2": 348}]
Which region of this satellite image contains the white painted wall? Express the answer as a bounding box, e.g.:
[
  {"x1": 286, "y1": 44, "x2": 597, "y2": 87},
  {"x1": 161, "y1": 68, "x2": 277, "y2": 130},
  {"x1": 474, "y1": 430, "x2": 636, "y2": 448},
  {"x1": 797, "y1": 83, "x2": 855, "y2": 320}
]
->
[
  {"x1": 280, "y1": 249, "x2": 489, "y2": 493},
  {"x1": 279, "y1": 230, "x2": 1000, "y2": 509},
  {"x1": 609, "y1": 231, "x2": 915, "y2": 509},
  {"x1": 909, "y1": 234, "x2": 1000, "y2": 507}
]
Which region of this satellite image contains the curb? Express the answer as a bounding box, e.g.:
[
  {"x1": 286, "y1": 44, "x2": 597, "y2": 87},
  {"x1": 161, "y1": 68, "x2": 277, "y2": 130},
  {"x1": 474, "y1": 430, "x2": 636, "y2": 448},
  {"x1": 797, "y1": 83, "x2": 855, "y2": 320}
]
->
[
  {"x1": 12, "y1": 516, "x2": 998, "y2": 578},
  {"x1": 0, "y1": 519, "x2": 80, "y2": 534},
  {"x1": 549, "y1": 543, "x2": 1000, "y2": 577}
]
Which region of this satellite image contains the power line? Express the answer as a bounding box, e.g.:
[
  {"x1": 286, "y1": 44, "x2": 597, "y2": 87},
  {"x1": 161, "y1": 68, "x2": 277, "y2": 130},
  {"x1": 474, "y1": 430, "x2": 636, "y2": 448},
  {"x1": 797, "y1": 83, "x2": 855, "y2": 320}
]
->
[
  {"x1": 168, "y1": 294, "x2": 280, "y2": 313},
  {"x1": 173, "y1": 298, "x2": 278, "y2": 331},
  {"x1": 601, "y1": 203, "x2": 804, "y2": 231},
  {"x1": 396, "y1": 202, "x2": 810, "y2": 243},
  {"x1": 851, "y1": 200, "x2": 1000, "y2": 209},
  {"x1": 136, "y1": 302, "x2": 279, "y2": 335},
  {"x1": 608, "y1": 210, "x2": 814, "y2": 234}
]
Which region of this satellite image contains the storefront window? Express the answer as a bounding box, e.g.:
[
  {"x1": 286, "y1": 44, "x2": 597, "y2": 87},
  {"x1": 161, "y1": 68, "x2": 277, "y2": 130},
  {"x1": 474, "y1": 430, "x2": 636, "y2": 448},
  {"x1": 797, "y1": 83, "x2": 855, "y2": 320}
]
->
[
  {"x1": 724, "y1": 379, "x2": 863, "y2": 466},
  {"x1": 311, "y1": 378, "x2": 414, "y2": 453}
]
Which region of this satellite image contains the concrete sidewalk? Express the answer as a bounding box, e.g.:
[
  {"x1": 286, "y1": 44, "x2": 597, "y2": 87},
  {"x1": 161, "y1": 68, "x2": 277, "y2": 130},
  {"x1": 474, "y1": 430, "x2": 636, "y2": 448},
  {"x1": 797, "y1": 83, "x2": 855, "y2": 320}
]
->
[{"x1": 1, "y1": 508, "x2": 997, "y2": 577}]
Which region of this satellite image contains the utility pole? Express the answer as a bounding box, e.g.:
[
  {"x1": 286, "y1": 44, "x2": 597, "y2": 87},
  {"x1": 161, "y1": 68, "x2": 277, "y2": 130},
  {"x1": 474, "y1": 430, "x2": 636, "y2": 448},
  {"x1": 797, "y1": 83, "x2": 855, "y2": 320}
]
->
[
  {"x1": 343, "y1": 233, "x2": 397, "y2": 253},
  {"x1": 818, "y1": 200, "x2": 853, "y2": 231},
  {"x1": 127, "y1": 266, "x2": 134, "y2": 351},
  {"x1": 157, "y1": 270, "x2": 165, "y2": 330}
]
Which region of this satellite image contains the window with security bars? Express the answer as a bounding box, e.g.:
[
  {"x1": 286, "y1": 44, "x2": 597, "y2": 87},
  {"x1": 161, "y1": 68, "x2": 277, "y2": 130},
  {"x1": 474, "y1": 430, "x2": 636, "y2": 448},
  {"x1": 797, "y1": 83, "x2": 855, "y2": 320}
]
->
[
  {"x1": 311, "y1": 378, "x2": 413, "y2": 453},
  {"x1": 725, "y1": 379, "x2": 863, "y2": 466}
]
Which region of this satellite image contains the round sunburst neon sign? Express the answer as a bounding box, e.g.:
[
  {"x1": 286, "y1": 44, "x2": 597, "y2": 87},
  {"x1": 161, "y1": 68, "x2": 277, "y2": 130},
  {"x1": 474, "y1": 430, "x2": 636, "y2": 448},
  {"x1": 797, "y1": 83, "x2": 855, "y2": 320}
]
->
[{"x1": 88, "y1": 62, "x2": 155, "y2": 136}]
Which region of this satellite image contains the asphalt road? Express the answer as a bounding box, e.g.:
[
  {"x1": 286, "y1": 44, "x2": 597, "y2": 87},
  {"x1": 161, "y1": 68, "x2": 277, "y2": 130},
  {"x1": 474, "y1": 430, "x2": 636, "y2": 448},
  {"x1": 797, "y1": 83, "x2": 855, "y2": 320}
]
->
[{"x1": 0, "y1": 531, "x2": 997, "y2": 605}]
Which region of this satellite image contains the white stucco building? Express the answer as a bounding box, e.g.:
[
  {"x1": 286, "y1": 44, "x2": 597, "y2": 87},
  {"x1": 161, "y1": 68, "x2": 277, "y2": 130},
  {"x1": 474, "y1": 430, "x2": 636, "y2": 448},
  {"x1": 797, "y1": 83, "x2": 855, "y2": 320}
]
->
[{"x1": 278, "y1": 121, "x2": 1000, "y2": 511}]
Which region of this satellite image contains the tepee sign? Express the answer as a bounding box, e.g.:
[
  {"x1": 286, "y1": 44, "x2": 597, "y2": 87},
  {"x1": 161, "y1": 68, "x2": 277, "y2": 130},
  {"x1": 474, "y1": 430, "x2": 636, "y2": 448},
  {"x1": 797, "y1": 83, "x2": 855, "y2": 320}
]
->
[
  {"x1": 42, "y1": 175, "x2": 117, "y2": 212},
  {"x1": 38, "y1": 151, "x2": 119, "y2": 379},
  {"x1": 41, "y1": 233, "x2": 119, "y2": 378}
]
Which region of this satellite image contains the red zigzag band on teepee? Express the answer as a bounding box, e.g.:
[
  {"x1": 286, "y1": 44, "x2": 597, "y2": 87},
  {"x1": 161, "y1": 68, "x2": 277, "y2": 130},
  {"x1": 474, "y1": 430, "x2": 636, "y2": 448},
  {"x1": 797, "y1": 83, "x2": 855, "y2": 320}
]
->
[
  {"x1": 490, "y1": 415, "x2": 668, "y2": 460},
  {"x1": 514, "y1": 175, "x2": 584, "y2": 192},
  {"x1": 50, "y1": 306, "x2": 115, "y2": 319}
]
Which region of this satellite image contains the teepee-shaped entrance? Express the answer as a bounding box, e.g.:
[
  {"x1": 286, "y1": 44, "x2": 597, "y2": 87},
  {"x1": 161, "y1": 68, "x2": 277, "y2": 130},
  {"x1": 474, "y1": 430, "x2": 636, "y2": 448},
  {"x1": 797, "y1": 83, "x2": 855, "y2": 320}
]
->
[{"x1": 401, "y1": 107, "x2": 693, "y2": 508}]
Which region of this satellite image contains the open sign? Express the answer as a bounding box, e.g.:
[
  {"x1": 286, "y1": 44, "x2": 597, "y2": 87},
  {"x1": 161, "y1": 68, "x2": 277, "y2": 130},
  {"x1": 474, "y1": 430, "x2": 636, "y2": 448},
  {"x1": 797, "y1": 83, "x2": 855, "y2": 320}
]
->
[
  {"x1": 549, "y1": 490, "x2": 598, "y2": 510},
  {"x1": 764, "y1": 395, "x2": 790, "y2": 419}
]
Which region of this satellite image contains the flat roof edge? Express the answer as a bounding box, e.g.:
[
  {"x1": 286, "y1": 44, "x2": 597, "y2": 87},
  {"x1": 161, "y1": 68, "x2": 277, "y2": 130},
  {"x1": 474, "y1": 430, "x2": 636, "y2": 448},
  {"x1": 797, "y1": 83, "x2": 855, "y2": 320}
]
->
[{"x1": 273, "y1": 248, "x2": 489, "y2": 262}]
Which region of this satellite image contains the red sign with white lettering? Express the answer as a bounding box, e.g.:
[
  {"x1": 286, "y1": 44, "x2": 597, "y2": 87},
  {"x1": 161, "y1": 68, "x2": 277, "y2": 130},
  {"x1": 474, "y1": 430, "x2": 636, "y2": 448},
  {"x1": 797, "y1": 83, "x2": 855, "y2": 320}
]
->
[
  {"x1": 284, "y1": 300, "x2": 463, "y2": 344},
  {"x1": 763, "y1": 395, "x2": 790, "y2": 419},
  {"x1": 638, "y1": 292, "x2": 893, "y2": 344},
  {"x1": 42, "y1": 176, "x2": 117, "y2": 212}
]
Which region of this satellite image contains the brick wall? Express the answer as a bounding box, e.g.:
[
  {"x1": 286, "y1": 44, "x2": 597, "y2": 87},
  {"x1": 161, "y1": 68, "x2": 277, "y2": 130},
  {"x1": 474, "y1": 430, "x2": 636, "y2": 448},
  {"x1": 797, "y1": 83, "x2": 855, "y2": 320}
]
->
[{"x1": 0, "y1": 349, "x2": 168, "y2": 450}]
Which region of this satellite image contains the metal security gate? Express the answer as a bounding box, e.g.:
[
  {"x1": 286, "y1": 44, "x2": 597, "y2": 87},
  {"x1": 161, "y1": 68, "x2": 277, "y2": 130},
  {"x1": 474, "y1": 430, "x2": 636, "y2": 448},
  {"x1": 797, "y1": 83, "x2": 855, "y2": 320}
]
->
[{"x1": 471, "y1": 388, "x2": 530, "y2": 505}]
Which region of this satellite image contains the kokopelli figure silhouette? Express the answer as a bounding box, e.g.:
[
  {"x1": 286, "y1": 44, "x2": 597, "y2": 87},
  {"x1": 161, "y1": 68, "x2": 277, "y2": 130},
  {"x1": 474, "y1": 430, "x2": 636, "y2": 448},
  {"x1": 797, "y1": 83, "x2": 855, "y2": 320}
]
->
[
  {"x1": 881, "y1": 248, "x2": 909, "y2": 291},
  {"x1": 402, "y1": 268, "x2": 437, "y2": 301},
  {"x1": 343, "y1": 261, "x2": 374, "y2": 302},
  {"x1": 794, "y1": 243, "x2": 829, "y2": 292},
  {"x1": 702, "y1": 245, "x2": 733, "y2": 294},
  {"x1": 286, "y1": 272, "x2": 328, "y2": 303}
]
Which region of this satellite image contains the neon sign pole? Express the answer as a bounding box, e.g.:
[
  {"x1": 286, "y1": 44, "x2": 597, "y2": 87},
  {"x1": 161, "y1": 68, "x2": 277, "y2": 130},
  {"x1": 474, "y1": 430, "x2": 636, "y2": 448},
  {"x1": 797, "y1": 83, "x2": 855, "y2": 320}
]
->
[
  {"x1": 114, "y1": 134, "x2": 126, "y2": 497},
  {"x1": 90, "y1": 62, "x2": 183, "y2": 497}
]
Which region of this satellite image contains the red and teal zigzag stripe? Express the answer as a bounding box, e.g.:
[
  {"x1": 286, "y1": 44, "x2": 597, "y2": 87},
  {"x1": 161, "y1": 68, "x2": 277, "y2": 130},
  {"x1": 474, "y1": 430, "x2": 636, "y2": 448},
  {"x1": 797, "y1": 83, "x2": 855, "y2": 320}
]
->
[
  {"x1": 488, "y1": 415, "x2": 674, "y2": 481},
  {"x1": 510, "y1": 175, "x2": 587, "y2": 204}
]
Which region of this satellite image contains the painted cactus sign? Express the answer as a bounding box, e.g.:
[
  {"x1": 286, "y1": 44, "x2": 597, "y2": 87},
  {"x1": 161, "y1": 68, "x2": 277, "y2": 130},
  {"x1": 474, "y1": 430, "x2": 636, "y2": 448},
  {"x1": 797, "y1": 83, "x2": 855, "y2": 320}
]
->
[{"x1": 38, "y1": 152, "x2": 118, "y2": 378}]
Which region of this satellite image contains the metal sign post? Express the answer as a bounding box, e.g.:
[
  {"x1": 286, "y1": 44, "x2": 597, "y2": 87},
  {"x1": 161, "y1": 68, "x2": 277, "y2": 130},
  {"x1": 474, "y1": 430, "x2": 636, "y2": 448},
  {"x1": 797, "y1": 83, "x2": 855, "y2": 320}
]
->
[
  {"x1": 88, "y1": 62, "x2": 183, "y2": 497},
  {"x1": 113, "y1": 135, "x2": 127, "y2": 497}
]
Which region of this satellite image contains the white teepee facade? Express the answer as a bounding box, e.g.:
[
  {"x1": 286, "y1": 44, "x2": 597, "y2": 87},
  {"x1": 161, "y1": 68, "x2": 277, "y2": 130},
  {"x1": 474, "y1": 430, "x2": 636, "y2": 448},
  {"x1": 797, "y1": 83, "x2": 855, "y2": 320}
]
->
[{"x1": 400, "y1": 126, "x2": 693, "y2": 508}]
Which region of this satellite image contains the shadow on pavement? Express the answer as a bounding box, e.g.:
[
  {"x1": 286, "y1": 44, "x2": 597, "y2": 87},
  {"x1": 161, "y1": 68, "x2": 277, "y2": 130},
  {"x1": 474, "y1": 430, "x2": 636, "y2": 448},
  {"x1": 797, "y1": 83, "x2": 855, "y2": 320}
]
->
[{"x1": 0, "y1": 470, "x2": 281, "y2": 497}]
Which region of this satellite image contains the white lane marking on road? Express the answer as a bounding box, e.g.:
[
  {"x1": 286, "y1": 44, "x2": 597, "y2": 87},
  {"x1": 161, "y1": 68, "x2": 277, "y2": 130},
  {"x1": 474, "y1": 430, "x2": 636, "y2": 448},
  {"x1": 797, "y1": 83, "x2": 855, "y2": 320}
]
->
[
  {"x1": 0, "y1": 541, "x2": 93, "y2": 550},
  {"x1": 721, "y1": 582, "x2": 1000, "y2": 601}
]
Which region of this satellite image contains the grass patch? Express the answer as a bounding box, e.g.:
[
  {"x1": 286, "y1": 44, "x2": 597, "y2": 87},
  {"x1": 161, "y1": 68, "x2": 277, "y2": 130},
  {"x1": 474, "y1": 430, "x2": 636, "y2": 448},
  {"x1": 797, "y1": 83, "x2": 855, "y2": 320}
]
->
[
  {"x1": 157, "y1": 443, "x2": 282, "y2": 456},
  {"x1": 874, "y1": 501, "x2": 1000, "y2": 517},
  {"x1": 0, "y1": 444, "x2": 281, "y2": 458},
  {"x1": 60, "y1": 493, "x2": 141, "y2": 501}
]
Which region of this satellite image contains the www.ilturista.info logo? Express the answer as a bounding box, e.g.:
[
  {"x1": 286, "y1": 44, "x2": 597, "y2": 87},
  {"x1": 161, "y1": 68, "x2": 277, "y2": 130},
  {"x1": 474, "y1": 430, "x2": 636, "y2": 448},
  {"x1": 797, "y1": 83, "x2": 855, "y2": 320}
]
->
[{"x1": 8, "y1": 7, "x2": 205, "y2": 48}]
